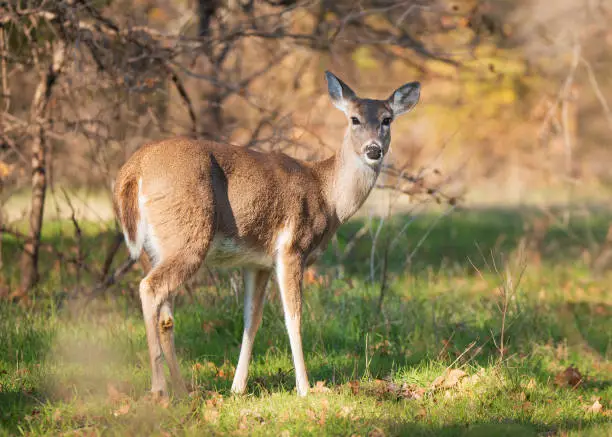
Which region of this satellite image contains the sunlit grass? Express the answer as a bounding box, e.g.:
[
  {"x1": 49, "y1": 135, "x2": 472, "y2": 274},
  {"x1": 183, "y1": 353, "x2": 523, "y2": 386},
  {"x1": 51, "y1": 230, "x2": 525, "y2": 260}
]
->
[{"x1": 1, "y1": 208, "x2": 611, "y2": 436}]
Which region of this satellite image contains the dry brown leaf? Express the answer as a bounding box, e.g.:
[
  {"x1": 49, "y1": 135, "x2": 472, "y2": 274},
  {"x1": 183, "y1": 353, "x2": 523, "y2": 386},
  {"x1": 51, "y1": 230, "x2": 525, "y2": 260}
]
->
[
  {"x1": 398, "y1": 383, "x2": 425, "y2": 400},
  {"x1": 337, "y1": 406, "x2": 354, "y2": 418},
  {"x1": 586, "y1": 399, "x2": 603, "y2": 414},
  {"x1": 306, "y1": 408, "x2": 318, "y2": 422},
  {"x1": 238, "y1": 414, "x2": 248, "y2": 430},
  {"x1": 431, "y1": 368, "x2": 467, "y2": 390},
  {"x1": 279, "y1": 431, "x2": 291, "y2": 437},
  {"x1": 205, "y1": 393, "x2": 224, "y2": 408},
  {"x1": 304, "y1": 267, "x2": 319, "y2": 285},
  {"x1": 368, "y1": 427, "x2": 385, "y2": 437},
  {"x1": 106, "y1": 383, "x2": 128, "y2": 404},
  {"x1": 278, "y1": 410, "x2": 290, "y2": 423},
  {"x1": 318, "y1": 408, "x2": 327, "y2": 425},
  {"x1": 371, "y1": 379, "x2": 389, "y2": 397},
  {"x1": 202, "y1": 320, "x2": 216, "y2": 334},
  {"x1": 158, "y1": 396, "x2": 170, "y2": 409},
  {"x1": 554, "y1": 366, "x2": 583, "y2": 388},
  {"x1": 204, "y1": 408, "x2": 219, "y2": 423},
  {"x1": 113, "y1": 403, "x2": 130, "y2": 417},
  {"x1": 312, "y1": 380, "x2": 331, "y2": 393},
  {"x1": 348, "y1": 380, "x2": 360, "y2": 395}
]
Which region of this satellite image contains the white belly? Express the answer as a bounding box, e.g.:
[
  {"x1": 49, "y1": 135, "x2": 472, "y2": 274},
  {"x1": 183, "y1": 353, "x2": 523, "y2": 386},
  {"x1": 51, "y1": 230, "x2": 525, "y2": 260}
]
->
[{"x1": 204, "y1": 236, "x2": 273, "y2": 269}]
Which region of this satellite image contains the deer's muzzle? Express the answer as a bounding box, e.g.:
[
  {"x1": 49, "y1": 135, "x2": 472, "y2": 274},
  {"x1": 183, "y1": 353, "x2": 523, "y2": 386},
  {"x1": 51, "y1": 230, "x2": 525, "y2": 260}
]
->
[{"x1": 364, "y1": 144, "x2": 383, "y2": 161}]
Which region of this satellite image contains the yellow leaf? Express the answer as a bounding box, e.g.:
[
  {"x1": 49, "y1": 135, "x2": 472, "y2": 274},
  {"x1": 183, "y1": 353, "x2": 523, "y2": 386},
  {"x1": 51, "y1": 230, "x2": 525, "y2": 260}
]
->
[{"x1": 113, "y1": 403, "x2": 130, "y2": 417}]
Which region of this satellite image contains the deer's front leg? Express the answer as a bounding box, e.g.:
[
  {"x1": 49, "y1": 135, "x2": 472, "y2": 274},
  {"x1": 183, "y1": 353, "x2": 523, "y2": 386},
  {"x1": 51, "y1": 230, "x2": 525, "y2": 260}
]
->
[
  {"x1": 276, "y1": 252, "x2": 309, "y2": 396},
  {"x1": 231, "y1": 268, "x2": 270, "y2": 395}
]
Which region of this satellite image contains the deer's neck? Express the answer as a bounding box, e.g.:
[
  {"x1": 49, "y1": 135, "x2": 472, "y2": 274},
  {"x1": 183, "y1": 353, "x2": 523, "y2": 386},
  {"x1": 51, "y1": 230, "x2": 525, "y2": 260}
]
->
[{"x1": 315, "y1": 143, "x2": 380, "y2": 224}]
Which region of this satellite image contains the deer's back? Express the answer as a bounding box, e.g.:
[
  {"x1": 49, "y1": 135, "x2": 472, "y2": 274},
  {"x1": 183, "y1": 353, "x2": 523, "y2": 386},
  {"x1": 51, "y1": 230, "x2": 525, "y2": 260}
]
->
[{"x1": 116, "y1": 137, "x2": 337, "y2": 263}]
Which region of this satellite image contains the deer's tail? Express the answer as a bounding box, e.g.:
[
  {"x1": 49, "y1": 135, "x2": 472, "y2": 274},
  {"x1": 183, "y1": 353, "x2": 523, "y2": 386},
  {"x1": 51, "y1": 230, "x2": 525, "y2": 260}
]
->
[{"x1": 114, "y1": 172, "x2": 145, "y2": 260}]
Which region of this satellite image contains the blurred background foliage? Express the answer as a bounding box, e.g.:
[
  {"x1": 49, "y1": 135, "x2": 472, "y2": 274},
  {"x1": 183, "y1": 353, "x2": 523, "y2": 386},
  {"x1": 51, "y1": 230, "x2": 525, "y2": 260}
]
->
[{"x1": 1, "y1": 0, "x2": 611, "y2": 216}]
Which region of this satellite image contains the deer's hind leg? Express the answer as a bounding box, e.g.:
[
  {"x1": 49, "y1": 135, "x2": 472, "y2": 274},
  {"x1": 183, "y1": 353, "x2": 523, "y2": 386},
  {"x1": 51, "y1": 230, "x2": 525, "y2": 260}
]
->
[
  {"x1": 139, "y1": 181, "x2": 215, "y2": 398},
  {"x1": 145, "y1": 255, "x2": 206, "y2": 397}
]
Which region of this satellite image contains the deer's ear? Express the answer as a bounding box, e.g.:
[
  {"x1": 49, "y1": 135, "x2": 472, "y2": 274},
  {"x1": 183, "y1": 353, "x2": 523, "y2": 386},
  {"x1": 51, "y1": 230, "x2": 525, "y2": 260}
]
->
[
  {"x1": 388, "y1": 81, "x2": 420, "y2": 116},
  {"x1": 325, "y1": 71, "x2": 357, "y2": 114}
]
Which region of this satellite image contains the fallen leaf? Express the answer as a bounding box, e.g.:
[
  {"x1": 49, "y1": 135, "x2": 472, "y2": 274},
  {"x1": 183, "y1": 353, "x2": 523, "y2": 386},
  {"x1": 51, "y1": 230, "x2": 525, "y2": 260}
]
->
[
  {"x1": 158, "y1": 396, "x2": 170, "y2": 409},
  {"x1": 113, "y1": 403, "x2": 130, "y2": 417},
  {"x1": 554, "y1": 366, "x2": 583, "y2": 388},
  {"x1": 278, "y1": 410, "x2": 290, "y2": 423},
  {"x1": 205, "y1": 395, "x2": 223, "y2": 408},
  {"x1": 312, "y1": 380, "x2": 331, "y2": 393},
  {"x1": 107, "y1": 383, "x2": 128, "y2": 404},
  {"x1": 398, "y1": 383, "x2": 425, "y2": 400},
  {"x1": 204, "y1": 408, "x2": 219, "y2": 423},
  {"x1": 431, "y1": 368, "x2": 467, "y2": 390},
  {"x1": 304, "y1": 267, "x2": 319, "y2": 285},
  {"x1": 318, "y1": 408, "x2": 327, "y2": 425},
  {"x1": 348, "y1": 380, "x2": 360, "y2": 395},
  {"x1": 238, "y1": 414, "x2": 248, "y2": 430},
  {"x1": 306, "y1": 408, "x2": 318, "y2": 422},
  {"x1": 368, "y1": 427, "x2": 385, "y2": 437},
  {"x1": 586, "y1": 399, "x2": 603, "y2": 414},
  {"x1": 372, "y1": 379, "x2": 389, "y2": 397},
  {"x1": 337, "y1": 406, "x2": 354, "y2": 418},
  {"x1": 202, "y1": 321, "x2": 218, "y2": 334}
]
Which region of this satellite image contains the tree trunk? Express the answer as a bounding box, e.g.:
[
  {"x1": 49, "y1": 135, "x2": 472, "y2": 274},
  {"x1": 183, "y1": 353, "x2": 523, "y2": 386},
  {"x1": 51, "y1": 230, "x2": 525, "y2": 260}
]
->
[{"x1": 19, "y1": 42, "x2": 66, "y2": 293}]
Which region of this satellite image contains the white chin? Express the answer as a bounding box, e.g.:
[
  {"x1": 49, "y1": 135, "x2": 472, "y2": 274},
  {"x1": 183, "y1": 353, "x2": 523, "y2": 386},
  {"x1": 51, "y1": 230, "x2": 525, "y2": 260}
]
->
[{"x1": 364, "y1": 155, "x2": 383, "y2": 166}]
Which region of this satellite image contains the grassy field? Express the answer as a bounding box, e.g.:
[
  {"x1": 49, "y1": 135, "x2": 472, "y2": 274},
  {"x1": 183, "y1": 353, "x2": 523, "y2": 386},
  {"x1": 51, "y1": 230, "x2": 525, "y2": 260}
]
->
[{"x1": 1, "y1": 207, "x2": 611, "y2": 436}]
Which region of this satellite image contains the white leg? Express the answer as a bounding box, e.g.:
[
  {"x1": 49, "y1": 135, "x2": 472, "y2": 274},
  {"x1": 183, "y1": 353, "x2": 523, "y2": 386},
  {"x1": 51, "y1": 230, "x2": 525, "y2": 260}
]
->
[
  {"x1": 276, "y1": 253, "x2": 309, "y2": 396},
  {"x1": 159, "y1": 298, "x2": 188, "y2": 396},
  {"x1": 231, "y1": 269, "x2": 270, "y2": 394},
  {"x1": 140, "y1": 278, "x2": 166, "y2": 397}
]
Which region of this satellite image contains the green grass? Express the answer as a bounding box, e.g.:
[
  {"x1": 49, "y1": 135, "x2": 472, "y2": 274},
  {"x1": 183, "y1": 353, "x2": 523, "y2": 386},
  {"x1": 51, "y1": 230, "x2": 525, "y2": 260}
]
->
[{"x1": 1, "y1": 207, "x2": 611, "y2": 436}]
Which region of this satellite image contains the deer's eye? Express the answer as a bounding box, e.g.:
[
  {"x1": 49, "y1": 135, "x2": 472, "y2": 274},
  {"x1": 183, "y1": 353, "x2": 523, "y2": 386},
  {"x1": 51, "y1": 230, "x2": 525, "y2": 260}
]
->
[
  {"x1": 381, "y1": 117, "x2": 392, "y2": 126},
  {"x1": 351, "y1": 117, "x2": 361, "y2": 126}
]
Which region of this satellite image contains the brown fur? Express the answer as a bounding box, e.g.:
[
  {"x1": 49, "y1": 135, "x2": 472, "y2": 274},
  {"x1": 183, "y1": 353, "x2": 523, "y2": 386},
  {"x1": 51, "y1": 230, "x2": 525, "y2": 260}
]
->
[
  {"x1": 115, "y1": 176, "x2": 139, "y2": 243},
  {"x1": 112, "y1": 72, "x2": 420, "y2": 398}
]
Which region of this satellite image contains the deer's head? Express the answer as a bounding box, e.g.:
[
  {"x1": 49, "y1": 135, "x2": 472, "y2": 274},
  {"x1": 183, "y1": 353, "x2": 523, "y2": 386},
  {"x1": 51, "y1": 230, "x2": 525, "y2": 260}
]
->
[{"x1": 325, "y1": 71, "x2": 420, "y2": 168}]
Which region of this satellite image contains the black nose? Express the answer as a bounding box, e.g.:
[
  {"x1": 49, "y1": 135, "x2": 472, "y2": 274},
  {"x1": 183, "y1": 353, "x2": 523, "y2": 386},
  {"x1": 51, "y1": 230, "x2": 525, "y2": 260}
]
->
[{"x1": 365, "y1": 144, "x2": 382, "y2": 160}]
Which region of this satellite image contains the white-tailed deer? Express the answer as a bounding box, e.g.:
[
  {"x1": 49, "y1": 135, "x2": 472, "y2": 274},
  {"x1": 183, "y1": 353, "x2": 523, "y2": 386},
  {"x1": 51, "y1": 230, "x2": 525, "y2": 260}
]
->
[{"x1": 113, "y1": 71, "x2": 420, "y2": 398}]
